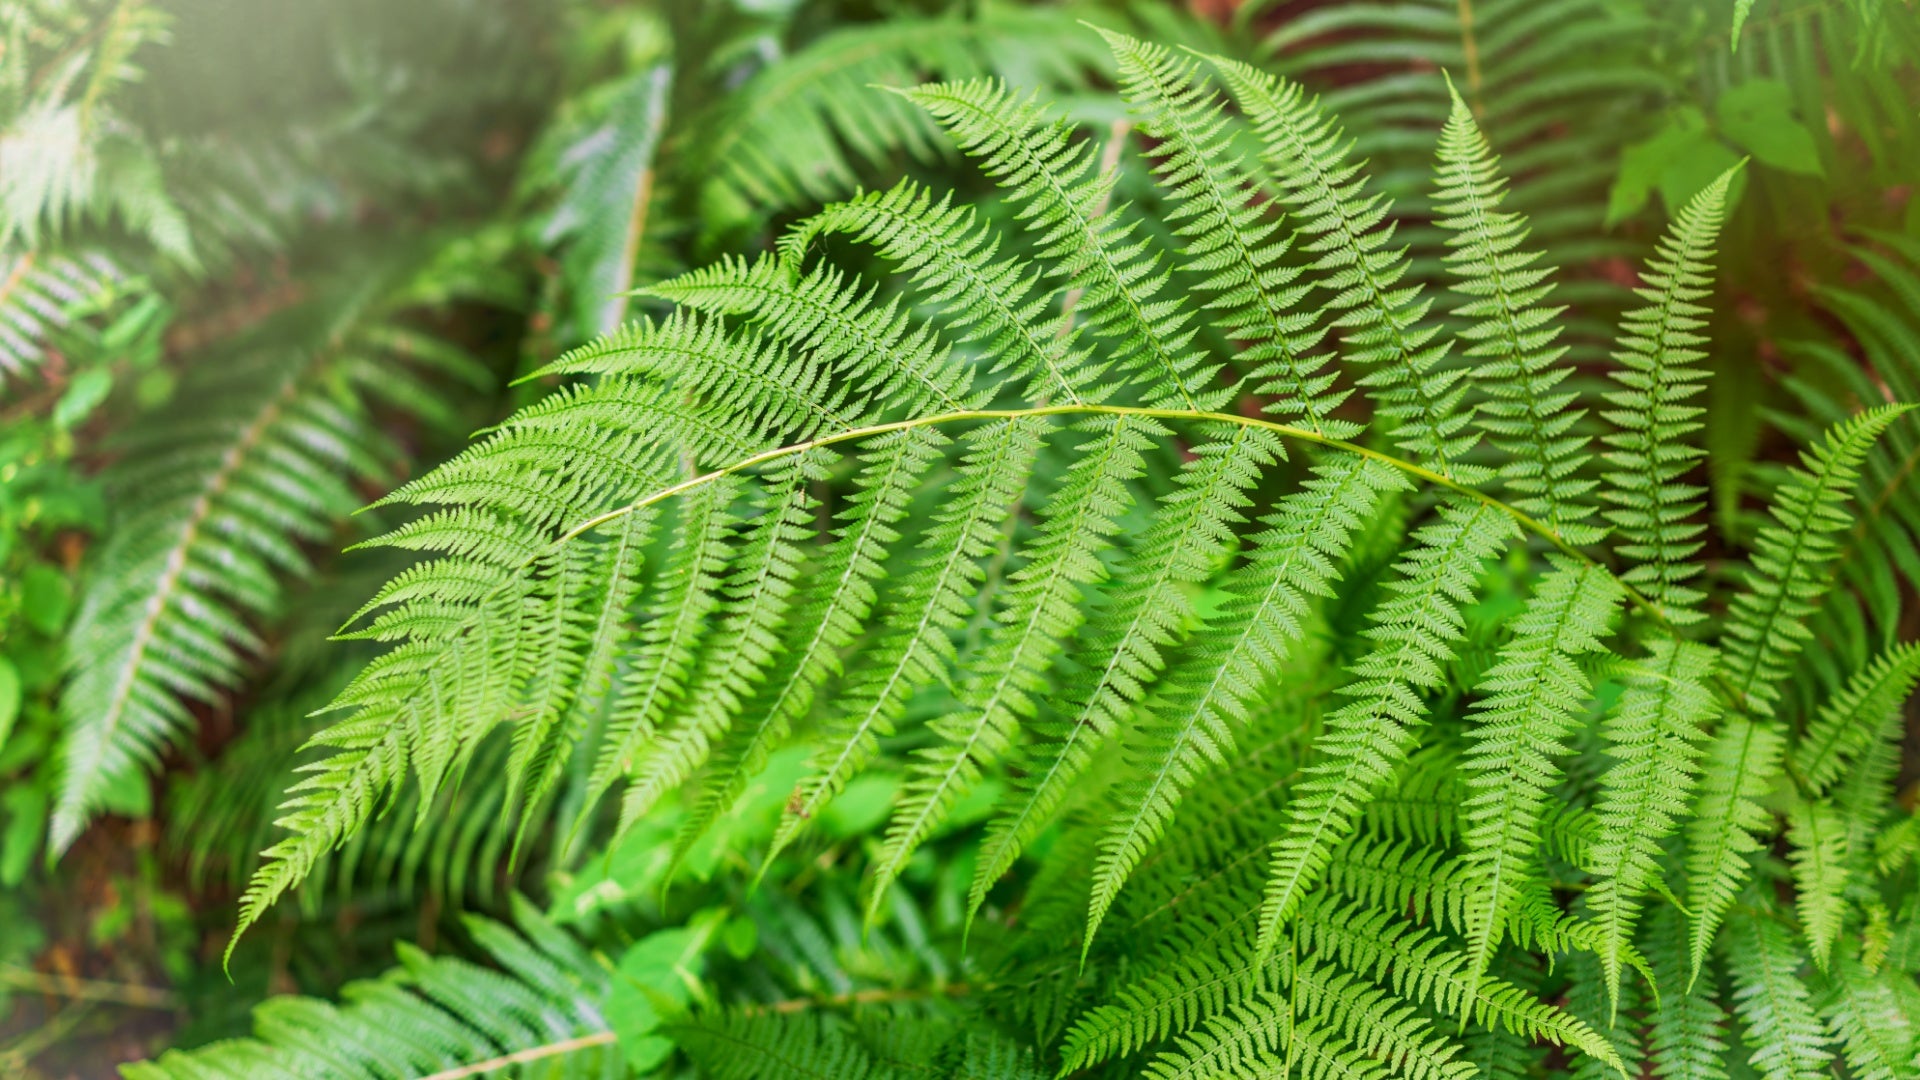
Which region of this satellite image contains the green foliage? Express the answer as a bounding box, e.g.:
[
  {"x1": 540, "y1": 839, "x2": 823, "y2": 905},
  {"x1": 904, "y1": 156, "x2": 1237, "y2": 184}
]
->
[
  {"x1": 9, "y1": 2, "x2": 1920, "y2": 1077},
  {"x1": 122, "y1": 897, "x2": 623, "y2": 1079},
  {"x1": 53, "y1": 254, "x2": 491, "y2": 851}
]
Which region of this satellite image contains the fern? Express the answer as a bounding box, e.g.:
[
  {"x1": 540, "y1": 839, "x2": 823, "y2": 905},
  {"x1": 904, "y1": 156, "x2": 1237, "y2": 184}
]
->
[
  {"x1": 1599, "y1": 169, "x2": 1733, "y2": 627},
  {"x1": 53, "y1": 257, "x2": 487, "y2": 850},
  {"x1": 1456, "y1": 558, "x2": 1619, "y2": 994},
  {"x1": 1101, "y1": 30, "x2": 1350, "y2": 436},
  {"x1": 0, "y1": 247, "x2": 119, "y2": 386},
  {"x1": 1585, "y1": 638, "x2": 1719, "y2": 1011},
  {"x1": 186, "y1": 32, "x2": 1917, "y2": 1080},
  {"x1": 1727, "y1": 907, "x2": 1833, "y2": 1080},
  {"x1": 125, "y1": 897, "x2": 619, "y2": 1079}
]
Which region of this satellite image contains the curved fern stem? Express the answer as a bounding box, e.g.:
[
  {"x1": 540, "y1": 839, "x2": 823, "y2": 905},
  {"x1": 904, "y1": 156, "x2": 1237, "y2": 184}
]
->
[{"x1": 550, "y1": 405, "x2": 1659, "y2": 618}]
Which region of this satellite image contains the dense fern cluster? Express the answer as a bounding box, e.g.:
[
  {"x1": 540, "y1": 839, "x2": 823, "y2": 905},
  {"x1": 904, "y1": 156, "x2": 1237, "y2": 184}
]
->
[
  {"x1": 146, "y1": 25, "x2": 1916, "y2": 1079},
  {"x1": 5, "y1": 0, "x2": 1919, "y2": 1075}
]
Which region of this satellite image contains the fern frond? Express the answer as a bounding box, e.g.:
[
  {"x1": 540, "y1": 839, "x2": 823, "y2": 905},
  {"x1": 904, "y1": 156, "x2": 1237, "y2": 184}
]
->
[
  {"x1": 868, "y1": 416, "x2": 1151, "y2": 920},
  {"x1": 1296, "y1": 893, "x2": 1623, "y2": 1070},
  {"x1": 780, "y1": 181, "x2": 1092, "y2": 404},
  {"x1": 902, "y1": 79, "x2": 1224, "y2": 411},
  {"x1": 533, "y1": 310, "x2": 859, "y2": 442},
  {"x1": 127, "y1": 898, "x2": 616, "y2": 1079},
  {"x1": 1143, "y1": 962, "x2": 1481, "y2": 1080},
  {"x1": 571, "y1": 481, "x2": 733, "y2": 844},
  {"x1": 1257, "y1": 500, "x2": 1515, "y2": 953},
  {"x1": 1645, "y1": 904, "x2": 1733, "y2": 1080},
  {"x1": 1785, "y1": 799, "x2": 1849, "y2": 971},
  {"x1": 1598, "y1": 168, "x2": 1735, "y2": 626},
  {"x1": 1675, "y1": 403, "x2": 1911, "y2": 981},
  {"x1": 1683, "y1": 717, "x2": 1785, "y2": 987},
  {"x1": 1104, "y1": 30, "x2": 1351, "y2": 436},
  {"x1": 1060, "y1": 946, "x2": 1280, "y2": 1073},
  {"x1": 1814, "y1": 956, "x2": 1916, "y2": 1080},
  {"x1": 1457, "y1": 558, "x2": 1621, "y2": 994},
  {"x1": 1721, "y1": 402, "x2": 1911, "y2": 716},
  {"x1": 1728, "y1": 908, "x2": 1833, "y2": 1080},
  {"x1": 1432, "y1": 84, "x2": 1597, "y2": 544},
  {"x1": 1586, "y1": 638, "x2": 1719, "y2": 1011},
  {"x1": 1209, "y1": 54, "x2": 1476, "y2": 477}
]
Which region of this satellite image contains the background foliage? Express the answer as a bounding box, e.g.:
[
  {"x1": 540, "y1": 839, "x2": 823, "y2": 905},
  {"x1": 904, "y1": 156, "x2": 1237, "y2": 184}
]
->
[{"x1": 1, "y1": 0, "x2": 1916, "y2": 1076}]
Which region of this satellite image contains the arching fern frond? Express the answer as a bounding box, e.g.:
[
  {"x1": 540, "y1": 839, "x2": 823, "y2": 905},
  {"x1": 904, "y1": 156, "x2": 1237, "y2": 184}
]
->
[
  {"x1": 54, "y1": 257, "x2": 487, "y2": 851},
  {"x1": 780, "y1": 181, "x2": 1089, "y2": 404},
  {"x1": 214, "y1": 46, "x2": 1920, "y2": 1075}
]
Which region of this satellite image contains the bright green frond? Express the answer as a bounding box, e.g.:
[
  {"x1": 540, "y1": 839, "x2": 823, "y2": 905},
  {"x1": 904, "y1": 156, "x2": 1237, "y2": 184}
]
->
[
  {"x1": 1208, "y1": 53, "x2": 1477, "y2": 478},
  {"x1": 901, "y1": 79, "x2": 1226, "y2": 412},
  {"x1": 1457, "y1": 558, "x2": 1621, "y2": 994},
  {"x1": 649, "y1": 254, "x2": 982, "y2": 417},
  {"x1": 1432, "y1": 85, "x2": 1598, "y2": 544},
  {"x1": 1257, "y1": 499, "x2": 1516, "y2": 953},
  {"x1": 1728, "y1": 908, "x2": 1833, "y2": 1080},
  {"x1": 1598, "y1": 168, "x2": 1734, "y2": 626},
  {"x1": 1587, "y1": 637, "x2": 1719, "y2": 1011},
  {"x1": 675, "y1": 430, "x2": 939, "y2": 864},
  {"x1": 1722, "y1": 402, "x2": 1910, "y2": 716}
]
